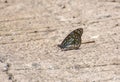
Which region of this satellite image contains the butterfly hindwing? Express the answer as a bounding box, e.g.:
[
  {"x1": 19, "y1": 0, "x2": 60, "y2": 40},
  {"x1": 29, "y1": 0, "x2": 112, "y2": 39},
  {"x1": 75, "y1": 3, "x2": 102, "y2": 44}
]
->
[{"x1": 59, "y1": 28, "x2": 83, "y2": 51}]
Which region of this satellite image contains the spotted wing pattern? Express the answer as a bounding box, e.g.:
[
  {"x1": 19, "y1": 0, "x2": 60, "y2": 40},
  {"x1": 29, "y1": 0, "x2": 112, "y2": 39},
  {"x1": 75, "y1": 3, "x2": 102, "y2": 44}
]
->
[{"x1": 58, "y1": 28, "x2": 83, "y2": 51}]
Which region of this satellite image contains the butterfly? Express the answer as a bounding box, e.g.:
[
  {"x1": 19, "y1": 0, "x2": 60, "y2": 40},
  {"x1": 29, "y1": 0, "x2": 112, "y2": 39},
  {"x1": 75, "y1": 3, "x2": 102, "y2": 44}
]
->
[{"x1": 58, "y1": 28, "x2": 83, "y2": 51}]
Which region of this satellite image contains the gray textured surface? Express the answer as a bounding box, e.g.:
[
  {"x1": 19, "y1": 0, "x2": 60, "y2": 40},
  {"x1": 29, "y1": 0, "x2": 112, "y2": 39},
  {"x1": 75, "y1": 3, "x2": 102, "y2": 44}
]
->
[{"x1": 0, "y1": 0, "x2": 120, "y2": 82}]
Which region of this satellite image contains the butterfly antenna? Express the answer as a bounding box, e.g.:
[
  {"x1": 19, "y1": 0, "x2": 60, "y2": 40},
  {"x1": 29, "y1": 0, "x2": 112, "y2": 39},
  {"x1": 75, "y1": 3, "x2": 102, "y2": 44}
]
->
[{"x1": 82, "y1": 41, "x2": 95, "y2": 44}]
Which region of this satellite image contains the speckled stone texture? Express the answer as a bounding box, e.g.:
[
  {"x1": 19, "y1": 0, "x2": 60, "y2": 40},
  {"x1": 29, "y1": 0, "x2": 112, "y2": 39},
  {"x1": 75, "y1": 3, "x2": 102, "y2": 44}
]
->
[{"x1": 0, "y1": 0, "x2": 120, "y2": 82}]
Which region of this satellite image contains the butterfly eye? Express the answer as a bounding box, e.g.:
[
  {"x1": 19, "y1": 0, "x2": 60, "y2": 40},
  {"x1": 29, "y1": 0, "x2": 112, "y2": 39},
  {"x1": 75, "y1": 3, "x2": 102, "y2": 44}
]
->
[{"x1": 58, "y1": 28, "x2": 83, "y2": 51}]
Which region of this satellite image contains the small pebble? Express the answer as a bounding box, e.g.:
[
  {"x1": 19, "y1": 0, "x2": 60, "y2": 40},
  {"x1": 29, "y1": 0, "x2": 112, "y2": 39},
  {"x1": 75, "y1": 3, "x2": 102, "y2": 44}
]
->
[{"x1": 3, "y1": 63, "x2": 10, "y2": 72}]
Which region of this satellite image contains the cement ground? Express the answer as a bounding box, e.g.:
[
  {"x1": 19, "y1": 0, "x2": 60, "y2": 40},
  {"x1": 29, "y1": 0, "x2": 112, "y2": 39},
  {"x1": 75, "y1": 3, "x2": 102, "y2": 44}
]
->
[{"x1": 0, "y1": 0, "x2": 120, "y2": 82}]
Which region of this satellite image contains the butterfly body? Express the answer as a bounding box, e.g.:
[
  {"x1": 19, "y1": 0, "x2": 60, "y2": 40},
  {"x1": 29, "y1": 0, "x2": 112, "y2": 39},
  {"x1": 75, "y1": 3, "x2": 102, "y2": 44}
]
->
[{"x1": 58, "y1": 28, "x2": 83, "y2": 51}]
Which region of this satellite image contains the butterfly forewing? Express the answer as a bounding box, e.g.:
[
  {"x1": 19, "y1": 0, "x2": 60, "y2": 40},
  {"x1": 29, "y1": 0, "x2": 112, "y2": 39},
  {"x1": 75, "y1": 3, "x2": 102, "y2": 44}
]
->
[{"x1": 59, "y1": 28, "x2": 83, "y2": 51}]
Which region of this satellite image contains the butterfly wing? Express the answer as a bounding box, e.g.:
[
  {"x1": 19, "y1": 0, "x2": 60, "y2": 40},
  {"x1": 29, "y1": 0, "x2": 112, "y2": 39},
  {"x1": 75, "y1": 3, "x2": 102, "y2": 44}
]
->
[{"x1": 59, "y1": 28, "x2": 83, "y2": 50}]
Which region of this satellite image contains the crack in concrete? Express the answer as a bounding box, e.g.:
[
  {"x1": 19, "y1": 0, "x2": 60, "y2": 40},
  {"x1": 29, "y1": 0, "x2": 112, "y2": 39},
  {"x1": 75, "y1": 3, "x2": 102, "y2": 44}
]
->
[{"x1": 11, "y1": 63, "x2": 120, "y2": 71}]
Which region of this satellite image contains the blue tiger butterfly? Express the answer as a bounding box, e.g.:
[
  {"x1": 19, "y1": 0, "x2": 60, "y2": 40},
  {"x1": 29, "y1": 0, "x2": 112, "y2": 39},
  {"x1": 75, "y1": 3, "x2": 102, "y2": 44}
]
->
[{"x1": 58, "y1": 28, "x2": 83, "y2": 51}]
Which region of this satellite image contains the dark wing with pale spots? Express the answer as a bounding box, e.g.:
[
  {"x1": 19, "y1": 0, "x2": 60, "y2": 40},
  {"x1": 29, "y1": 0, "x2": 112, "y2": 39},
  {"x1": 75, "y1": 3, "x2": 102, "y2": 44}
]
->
[{"x1": 58, "y1": 28, "x2": 83, "y2": 50}]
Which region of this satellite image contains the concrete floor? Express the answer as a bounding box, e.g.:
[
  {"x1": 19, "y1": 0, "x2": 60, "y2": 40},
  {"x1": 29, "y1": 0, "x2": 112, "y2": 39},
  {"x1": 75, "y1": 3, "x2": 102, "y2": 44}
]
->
[{"x1": 0, "y1": 0, "x2": 120, "y2": 82}]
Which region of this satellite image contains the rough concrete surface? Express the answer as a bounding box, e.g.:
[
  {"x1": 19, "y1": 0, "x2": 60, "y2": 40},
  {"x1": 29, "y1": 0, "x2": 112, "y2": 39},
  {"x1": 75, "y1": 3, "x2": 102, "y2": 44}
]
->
[{"x1": 0, "y1": 0, "x2": 120, "y2": 82}]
